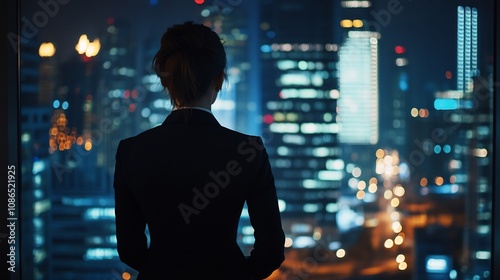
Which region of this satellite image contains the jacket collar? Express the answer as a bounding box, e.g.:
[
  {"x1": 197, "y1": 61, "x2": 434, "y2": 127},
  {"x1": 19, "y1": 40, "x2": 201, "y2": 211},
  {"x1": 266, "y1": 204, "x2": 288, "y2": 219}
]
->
[{"x1": 162, "y1": 108, "x2": 221, "y2": 126}]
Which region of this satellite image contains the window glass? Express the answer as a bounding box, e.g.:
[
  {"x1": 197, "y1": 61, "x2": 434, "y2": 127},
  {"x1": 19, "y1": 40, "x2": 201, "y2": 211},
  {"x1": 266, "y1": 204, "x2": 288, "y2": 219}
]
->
[{"x1": 19, "y1": 0, "x2": 494, "y2": 279}]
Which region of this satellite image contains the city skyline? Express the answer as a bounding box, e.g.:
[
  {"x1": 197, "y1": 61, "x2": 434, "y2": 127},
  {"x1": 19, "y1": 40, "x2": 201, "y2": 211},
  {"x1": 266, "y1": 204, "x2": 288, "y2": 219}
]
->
[{"x1": 13, "y1": 0, "x2": 497, "y2": 279}]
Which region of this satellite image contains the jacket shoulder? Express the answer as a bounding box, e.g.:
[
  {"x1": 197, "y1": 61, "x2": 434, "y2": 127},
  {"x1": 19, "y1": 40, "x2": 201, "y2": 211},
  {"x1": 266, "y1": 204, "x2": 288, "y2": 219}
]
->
[
  {"x1": 117, "y1": 125, "x2": 163, "y2": 149},
  {"x1": 219, "y1": 126, "x2": 262, "y2": 142}
]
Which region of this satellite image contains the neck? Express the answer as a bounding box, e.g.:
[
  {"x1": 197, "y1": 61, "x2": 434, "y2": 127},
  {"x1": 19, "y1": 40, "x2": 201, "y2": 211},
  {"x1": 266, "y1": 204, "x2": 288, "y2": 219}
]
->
[{"x1": 176, "y1": 94, "x2": 213, "y2": 111}]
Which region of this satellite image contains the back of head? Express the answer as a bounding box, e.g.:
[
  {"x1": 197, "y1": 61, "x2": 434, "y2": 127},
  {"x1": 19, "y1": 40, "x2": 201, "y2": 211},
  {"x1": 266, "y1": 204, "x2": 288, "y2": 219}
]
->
[{"x1": 153, "y1": 21, "x2": 227, "y2": 108}]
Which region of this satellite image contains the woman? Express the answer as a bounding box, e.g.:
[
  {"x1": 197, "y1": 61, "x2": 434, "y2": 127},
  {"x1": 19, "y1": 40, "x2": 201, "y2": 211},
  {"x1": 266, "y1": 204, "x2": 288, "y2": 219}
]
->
[{"x1": 113, "y1": 21, "x2": 285, "y2": 279}]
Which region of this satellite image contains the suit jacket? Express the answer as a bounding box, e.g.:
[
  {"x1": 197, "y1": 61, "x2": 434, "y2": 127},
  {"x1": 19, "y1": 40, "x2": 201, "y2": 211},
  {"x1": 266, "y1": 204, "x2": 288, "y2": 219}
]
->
[{"x1": 114, "y1": 108, "x2": 285, "y2": 279}]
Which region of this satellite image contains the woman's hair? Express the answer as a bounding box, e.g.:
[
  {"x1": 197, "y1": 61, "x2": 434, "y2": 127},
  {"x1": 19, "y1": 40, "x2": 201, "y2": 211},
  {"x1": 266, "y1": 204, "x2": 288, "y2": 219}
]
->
[{"x1": 152, "y1": 21, "x2": 227, "y2": 108}]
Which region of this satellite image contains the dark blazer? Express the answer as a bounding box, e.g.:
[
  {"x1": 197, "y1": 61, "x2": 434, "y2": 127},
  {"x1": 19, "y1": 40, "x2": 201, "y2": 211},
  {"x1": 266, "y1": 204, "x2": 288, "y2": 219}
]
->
[{"x1": 114, "y1": 109, "x2": 285, "y2": 279}]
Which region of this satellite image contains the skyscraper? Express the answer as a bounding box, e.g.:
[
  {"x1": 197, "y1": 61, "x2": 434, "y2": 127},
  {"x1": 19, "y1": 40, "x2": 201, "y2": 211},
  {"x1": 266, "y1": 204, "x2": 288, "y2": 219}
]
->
[
  {"x1": 259, "y1": 0, "x2": 341, "y2": 247},
  {"x1": 335, "y1": 0, "x2": 382, "y2": 230},
  {"x1": 412, "y1": 3, "x2": 493, "y2": 278},
  {"x1": 452, "y1": 5, "x2": 492, "y2": 278},
  {"x1": 338, "y1": 31, "x2": 379, "y2": 145},
  {"x1": 456, "y1": 6, "x2": 478, "y2": 93}
]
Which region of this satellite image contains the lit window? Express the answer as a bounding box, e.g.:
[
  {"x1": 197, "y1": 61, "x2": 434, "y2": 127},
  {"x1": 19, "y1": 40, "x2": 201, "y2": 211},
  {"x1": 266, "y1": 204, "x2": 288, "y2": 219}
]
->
[
  {"x1": 352, "y1": 19, "x2": 363, "y2": 28},
  {"x1": 340, "y1": 19, "x2": 353, "y2": 28}
]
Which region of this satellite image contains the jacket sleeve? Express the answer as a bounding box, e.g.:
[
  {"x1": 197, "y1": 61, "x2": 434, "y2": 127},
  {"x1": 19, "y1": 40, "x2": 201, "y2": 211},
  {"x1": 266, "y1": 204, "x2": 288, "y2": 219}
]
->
[
  {"x1": 114, "y1": 141, "x2": 148, "y2": 271},
  {"x1": 245, "y1": 137, "x2": 285, "y2": 279}
]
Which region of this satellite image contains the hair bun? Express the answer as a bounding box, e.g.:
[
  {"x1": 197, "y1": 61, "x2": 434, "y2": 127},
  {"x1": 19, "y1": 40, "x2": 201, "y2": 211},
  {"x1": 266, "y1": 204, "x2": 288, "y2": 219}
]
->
[{"x1": 152, "y1": 21, "x2": 227, "y2": 108}]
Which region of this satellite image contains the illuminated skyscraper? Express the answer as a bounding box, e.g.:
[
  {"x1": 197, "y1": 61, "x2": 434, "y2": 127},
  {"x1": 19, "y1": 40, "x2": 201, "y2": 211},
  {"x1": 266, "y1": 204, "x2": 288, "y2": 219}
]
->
[
  {"x1": 453, "y1": 5, "x2": 492, "y2": 278},
  {"x1": 338, "y1": 31, "x2": 379, "y2": 145},
  {"x1": 259, "y1": 0, "x2": 341, "y2": 246},
  {"x1": 335, "y1": 0, "x2": 382, "y2": 224},
  {"x1": 456, "y1": 6, "x2": 478, "y2": 92},
  {"x1": 413, "y1": 3, "x2": 493, "y2": 279}
]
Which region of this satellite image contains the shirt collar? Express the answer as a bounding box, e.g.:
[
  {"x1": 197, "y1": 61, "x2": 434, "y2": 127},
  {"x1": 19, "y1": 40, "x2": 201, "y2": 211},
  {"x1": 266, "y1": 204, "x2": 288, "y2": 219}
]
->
[{"x1": 173, "y1": 106, "x2": 213, "y2": 115}]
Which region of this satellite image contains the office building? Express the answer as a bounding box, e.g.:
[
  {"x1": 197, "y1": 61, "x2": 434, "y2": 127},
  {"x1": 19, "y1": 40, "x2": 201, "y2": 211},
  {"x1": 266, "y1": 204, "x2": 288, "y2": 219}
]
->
[
  {"x1": 259, "y1": 0, "x2": 341, "y2": 247},
  {"x1": 412, "y1": 3, "x2": 493, "y2": 278}
]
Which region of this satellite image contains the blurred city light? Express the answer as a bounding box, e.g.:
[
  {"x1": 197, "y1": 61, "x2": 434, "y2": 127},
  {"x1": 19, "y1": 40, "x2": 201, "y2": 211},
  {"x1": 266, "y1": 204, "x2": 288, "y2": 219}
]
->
[
  {"x1": 336, "y1": 249, "x2": 346, "y2": 258},
  {"x1": 75, "y1": 34, "x2": 101, "y2": 57},
  {"x1": 39, "y1": 42, "x2": 56, "y2": 57},
  {"x1": 426, "y1": 255, "x2": 451, "y2": 273},
  {"x1": 395, "y1": 45, "x2": 406, "y2": 54}
]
